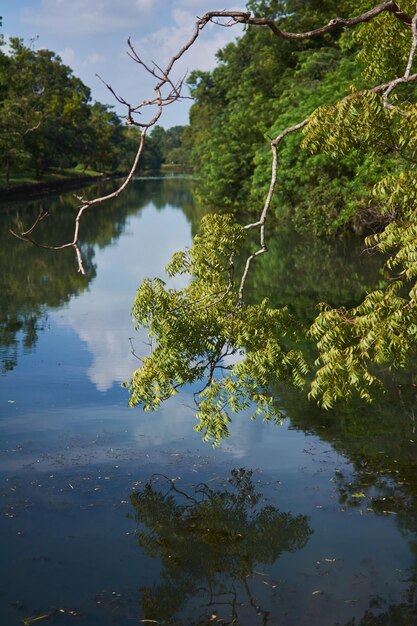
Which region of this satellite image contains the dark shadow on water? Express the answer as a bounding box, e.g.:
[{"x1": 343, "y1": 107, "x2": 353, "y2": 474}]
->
[{"x1": 273, "y1": 381, "x2": 417, "y2": 624}]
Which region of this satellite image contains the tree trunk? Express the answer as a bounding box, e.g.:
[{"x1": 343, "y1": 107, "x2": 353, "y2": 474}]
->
[{"x1": 5, "y1": 158, "x2": 10, "y2": 186}]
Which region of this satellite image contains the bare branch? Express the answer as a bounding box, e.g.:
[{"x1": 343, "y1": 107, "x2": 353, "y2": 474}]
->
[
  {"x1": 23, "y1": 118, "x2": 42, "y2": 135},
  {"x1": 379, "y1": 3, "x2": 417, "y2": 107},
  {"x1": 405, "y1": 3, "x2": 417, "y2": 79},
  {"x1": 10, "y1": 207, "x2": 48, "y2": 238},
  {"x1": 11, "y1": 130, "x2": 147, "y2": 272},
  {"x1": 202, "y1": 2, "x2": 412, "y2": 39},
  {"x1": 238, "y1": 119, "x2": 309, "y2": 301},
  {"x1": 129, "y1": 337, "x2": 144, "y2": 362},
  {"x1": 96, "y1": 73, "x2": 132, "y2": 109}
]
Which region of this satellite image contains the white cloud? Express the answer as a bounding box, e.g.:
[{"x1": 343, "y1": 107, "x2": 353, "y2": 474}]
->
[
  {"x1": 133, "y1": 17, "x2": 242, "y2": 83},
  {"x1": 22, "y1": 0, "x2": 163, "y2": 36},
  {"x1": 53, "y1": 204, "x2": 191, "y2": 393},
  {"x1": 15, "y1": 0, "x2": 246, "y2": 126},
  {"x1": 87, "y1": 52, "x2": 106, "y2": 65},
  {"x1": 58, "y1": 46, "x2": 77, "y2": 67},
  {"x1": 175, "y1": 0, "x2": 242, "y2": 12}
]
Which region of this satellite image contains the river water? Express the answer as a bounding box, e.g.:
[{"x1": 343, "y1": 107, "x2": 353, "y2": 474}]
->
[{"x1": 0, "y1": 177, "x2": 416, "y2": 625}]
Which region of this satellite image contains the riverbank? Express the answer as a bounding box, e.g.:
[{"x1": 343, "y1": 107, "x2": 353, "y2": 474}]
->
[
  {"x1": 0, "y1": 172, "x2": 111, "y2": 203},
  {"x1": 0, "y1": 166, "x2": 192, "y2": 204}
]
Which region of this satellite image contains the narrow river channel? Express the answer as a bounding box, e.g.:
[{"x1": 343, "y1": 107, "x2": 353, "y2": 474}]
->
[{"x1": 1, "y1": 177, "x2": 416, "y2": 625}]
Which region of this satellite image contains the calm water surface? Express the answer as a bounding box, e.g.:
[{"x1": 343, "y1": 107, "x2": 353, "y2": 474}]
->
[{"x1": 1, "y1": 178, "x2": 416, "y2": 625}]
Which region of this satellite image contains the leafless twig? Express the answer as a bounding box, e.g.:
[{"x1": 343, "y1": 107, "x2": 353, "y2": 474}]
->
[{"x1": 238, "y1": 119, "x2": 309, "y2": 300}]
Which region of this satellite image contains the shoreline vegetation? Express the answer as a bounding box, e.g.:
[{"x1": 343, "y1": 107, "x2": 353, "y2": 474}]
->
[
  {"x1": 0, "y1": 31, "x2": 189, "y2": 203},
  {"x1": 0, "y1": 169, "x2": 105, "y2": 203},
  {"x1": 0, "y1": 164, "x2": 191, "y2": 203}
]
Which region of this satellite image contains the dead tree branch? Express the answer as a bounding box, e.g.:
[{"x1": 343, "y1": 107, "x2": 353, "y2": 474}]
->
[
  {"x1": 11, "y1": 131, "x2": 146, "y2": 273},
  {"x1": 381, "y1": 2, "x2": 417, "y2": 108},
  {"x1": 239, "y1": 119, "x2": 309, "y2": 301},
  {"x1": 201, "y1": 2, "x2": 412, "y2": 36}
]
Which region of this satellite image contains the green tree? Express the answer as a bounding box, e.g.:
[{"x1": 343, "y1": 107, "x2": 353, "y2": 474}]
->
[
  {"x1": 0, "y1": 34, "x2": 31, "y2": 183},
  {"x1": 136, "y1": 128, "x2": 163, "y2": 173},
  {"x1": 186, "y1": 0, "x2": 354, "y2": 211},
  {"x1": 9, "y1": 38, "x2": 90, "y2": 177},
  {"x1": 149, "y1": 124, "x2": 187, "y2": 165},
  {"x1": 0, "y1": 27, "x2": 148, "y2": 181},
  {"x1": 84, "y1": 101, "x2": 124, "y2": 172},
  {"x1": 1, "y1": 38, "x2": 92, "y2": 178}
]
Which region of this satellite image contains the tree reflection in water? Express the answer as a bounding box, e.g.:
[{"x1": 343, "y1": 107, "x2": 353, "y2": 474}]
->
[
  {"x1": 131, "y1": 468, "x2": 312, "y2": 625},
  {"x1": 0, "y1": 177, "x2": 195, "y2": 374},
  {"x1": 344, "y1": 590, "x2": 417, "y2": 625}
]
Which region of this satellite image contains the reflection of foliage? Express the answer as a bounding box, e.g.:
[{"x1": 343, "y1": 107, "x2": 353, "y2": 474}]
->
[
  {"x1": 330, "y1": 389, "x2": 417, "y2": 540},
  {"x1": 1, "y1": 177, "x2": 194, "y2": 373},
  {"x1": 275, "y1": 380, "x2": 417, "y2": 534},
  {"x1": 243, "y1": 224, "x2": 384, "y2": 322},
  {"x1": 131, "y1": 468, "x2": 312, "y2": 625},
  {"x1": 127, "y1": 213, "x2": 308, "y2": 444},
  {"x1": 272, "y1": 381, "x2": 417, "y2": 624},
  {"x1": 0, "y1": 204, "x2": 93, "y2": 373}
]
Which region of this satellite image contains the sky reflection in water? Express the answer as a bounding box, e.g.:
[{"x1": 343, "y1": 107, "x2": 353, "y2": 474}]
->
[{"x1": 0, "y1": 178, "x2": 416, "y2": 625}]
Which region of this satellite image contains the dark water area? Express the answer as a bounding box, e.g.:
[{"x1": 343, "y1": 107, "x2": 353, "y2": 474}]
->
[{"x1": 1, "y1": 177, "x2": 417, "y2": 625}]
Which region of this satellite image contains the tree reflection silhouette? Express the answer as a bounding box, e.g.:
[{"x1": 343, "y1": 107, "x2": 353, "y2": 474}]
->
[
  {"x1": 273, "y1": 382, "x2": 417, "y2": 625},
  {"x1": 1, "y1": 177, "x2": 196, "y2": 374},
  {"x1": 131, "y1": 468, "x2": 312, "y2": 625}
]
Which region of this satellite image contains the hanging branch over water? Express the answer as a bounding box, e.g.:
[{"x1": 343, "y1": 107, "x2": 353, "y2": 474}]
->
[{"x1": 10, "y1": 1, "x2": 415, "y2": 277}]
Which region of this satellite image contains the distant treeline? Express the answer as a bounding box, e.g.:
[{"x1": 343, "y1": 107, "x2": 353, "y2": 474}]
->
[{"x1": 0, "y1": 23, "x2": 187, "y2": 184}]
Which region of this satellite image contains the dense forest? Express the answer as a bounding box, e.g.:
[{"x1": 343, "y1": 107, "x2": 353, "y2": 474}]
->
[{"x1": 183, "y1": 0, "x2": 414, "y2": 236}]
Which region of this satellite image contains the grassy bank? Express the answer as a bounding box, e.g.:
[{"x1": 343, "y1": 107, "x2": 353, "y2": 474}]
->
[
  {"x1": 0, "y1": 166, "x2": 103, "y2": 189},
  {"x1": 0, "y1": 166, "x2": 113, "y2": 203},
  {"x1": 0, "y1": 165, "x2": 194, "y2": 204}
]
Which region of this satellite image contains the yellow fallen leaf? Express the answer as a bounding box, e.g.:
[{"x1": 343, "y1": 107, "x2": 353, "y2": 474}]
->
[{"x1": 23, "y1": 614, "x2": 51, "y2": 625}]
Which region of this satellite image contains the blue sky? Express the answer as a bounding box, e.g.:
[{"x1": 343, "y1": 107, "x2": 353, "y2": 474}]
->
[{"x1": 1, "y1": 0, "x2": 245, "y2": 127}]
